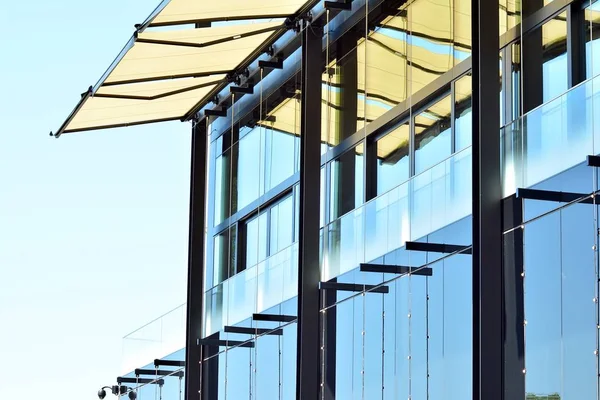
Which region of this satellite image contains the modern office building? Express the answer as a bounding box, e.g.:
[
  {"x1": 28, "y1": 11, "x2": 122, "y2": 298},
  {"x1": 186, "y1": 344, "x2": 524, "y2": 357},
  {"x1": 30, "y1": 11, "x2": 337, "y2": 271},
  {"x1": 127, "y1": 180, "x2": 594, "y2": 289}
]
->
[{"x1": 54, "y1": 0, "x2": 600, "y2": 399}]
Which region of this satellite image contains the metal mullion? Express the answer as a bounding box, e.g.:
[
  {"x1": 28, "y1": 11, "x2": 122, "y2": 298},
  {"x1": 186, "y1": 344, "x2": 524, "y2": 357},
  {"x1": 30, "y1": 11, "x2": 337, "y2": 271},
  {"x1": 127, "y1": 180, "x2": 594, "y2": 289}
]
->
[{"x1": 450, "y1": 79, "x2": 457, "y2": 154}]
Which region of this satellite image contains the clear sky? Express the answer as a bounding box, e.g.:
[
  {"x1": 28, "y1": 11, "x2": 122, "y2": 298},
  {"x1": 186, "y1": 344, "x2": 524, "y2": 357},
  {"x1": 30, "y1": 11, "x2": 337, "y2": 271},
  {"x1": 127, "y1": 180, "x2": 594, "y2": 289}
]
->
[{"x1": 0, "y1": 1, "x2": 191, "y2": 398}]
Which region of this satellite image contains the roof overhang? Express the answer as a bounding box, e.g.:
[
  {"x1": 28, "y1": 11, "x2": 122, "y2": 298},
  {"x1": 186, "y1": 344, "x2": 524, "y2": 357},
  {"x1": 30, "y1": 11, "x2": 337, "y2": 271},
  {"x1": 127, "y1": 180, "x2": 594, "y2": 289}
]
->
[{"x1": 51, "y1": 0, "x2": 313, "y2": 138}]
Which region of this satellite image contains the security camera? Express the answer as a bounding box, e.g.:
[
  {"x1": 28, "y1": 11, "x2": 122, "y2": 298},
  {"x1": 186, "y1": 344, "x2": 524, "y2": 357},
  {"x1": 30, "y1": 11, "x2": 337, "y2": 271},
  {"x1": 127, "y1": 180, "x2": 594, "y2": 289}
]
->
[
  {"x1": 128, "y1": 391, "x2": 137, "y2": 400},
  {"x1": 97, "y1": 389, "x2": 107, "y2": 400}
]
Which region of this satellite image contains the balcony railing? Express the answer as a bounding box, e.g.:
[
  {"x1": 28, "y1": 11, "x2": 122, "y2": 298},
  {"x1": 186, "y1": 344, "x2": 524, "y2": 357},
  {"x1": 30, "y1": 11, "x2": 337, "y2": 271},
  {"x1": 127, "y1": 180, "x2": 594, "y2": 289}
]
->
[
  {"x1": 502, "y1": 74, "x2": 600, "y2": 197},
  {"x1": 121, "y1": 304, "x2": 186, "y2": 374}
]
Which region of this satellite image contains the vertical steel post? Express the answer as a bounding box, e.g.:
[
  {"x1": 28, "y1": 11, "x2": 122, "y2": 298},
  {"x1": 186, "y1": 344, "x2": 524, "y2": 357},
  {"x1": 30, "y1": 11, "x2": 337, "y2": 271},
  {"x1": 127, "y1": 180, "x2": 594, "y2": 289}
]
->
[
  {"x1": 471, "y1": 0, "x2": 502, "y2": 399},
  {"x1": 185, "y1": 118, "x2": 209, "y2": 400},
  {"x1": 296, "y1": 19, "x2": 324, "y2": 400}
]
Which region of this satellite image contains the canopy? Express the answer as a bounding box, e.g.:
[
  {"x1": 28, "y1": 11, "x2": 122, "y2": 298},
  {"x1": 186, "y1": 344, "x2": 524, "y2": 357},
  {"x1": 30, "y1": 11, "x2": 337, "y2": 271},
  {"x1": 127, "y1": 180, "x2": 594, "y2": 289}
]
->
[{"x1": 52, "y1": 0, "x2": 311, "y2": 137}]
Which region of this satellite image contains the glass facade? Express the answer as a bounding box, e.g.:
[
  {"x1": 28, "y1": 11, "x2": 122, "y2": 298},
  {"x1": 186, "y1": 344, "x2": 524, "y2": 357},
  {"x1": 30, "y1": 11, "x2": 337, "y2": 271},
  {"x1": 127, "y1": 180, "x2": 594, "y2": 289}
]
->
[{"x1": 121, "y1": 0, "x2": 600, "y2": 399}]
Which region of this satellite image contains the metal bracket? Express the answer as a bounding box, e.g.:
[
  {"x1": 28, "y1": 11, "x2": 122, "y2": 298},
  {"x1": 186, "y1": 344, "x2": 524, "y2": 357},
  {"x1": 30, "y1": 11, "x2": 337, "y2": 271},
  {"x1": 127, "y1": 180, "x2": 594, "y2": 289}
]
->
[
  {"x1": 405, "y1": 241, "x2": 472, "y2": 255},
  {"x1": 252, "y1": 313, "x2": 297, "y2": 323},
  {"x1": 224, "y1": 326, "x2": 284, "y2": 335},
  {"x1": 319, "y1": 281, "x2": 389, "y2": 293},
  {"x1": 359, "y1": 263, "x2": 433, "y2": 276}
]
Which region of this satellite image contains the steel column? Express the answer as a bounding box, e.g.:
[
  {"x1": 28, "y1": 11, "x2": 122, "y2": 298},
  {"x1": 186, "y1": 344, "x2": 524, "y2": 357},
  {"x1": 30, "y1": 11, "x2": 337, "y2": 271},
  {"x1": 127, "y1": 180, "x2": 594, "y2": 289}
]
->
[
  {"x1": 296, "y1": 20, "x2": 323, "y2": 400},
  {"x1": 502, "y1": 195, "x2": 525, "y2": 400},
  {"x1": 185, "y1": 118, "x2": 209, "y2": 400},
  {"x1": 471, "y1": 0, "x2": 502, "y2": 400}
]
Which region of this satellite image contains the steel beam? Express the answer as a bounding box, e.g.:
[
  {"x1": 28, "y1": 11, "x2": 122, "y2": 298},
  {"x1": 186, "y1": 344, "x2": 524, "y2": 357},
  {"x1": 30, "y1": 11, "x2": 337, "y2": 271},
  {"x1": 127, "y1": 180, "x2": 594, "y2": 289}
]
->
[
  {"x1": 319, "y1": 281, "x2": 389, "y2": 294},
  {"x1": 472, "y1": 0, "x2": 502, "y2": 399},
  {"x1": 223, "y1": 326, "x2": 284, "y2": 336},
  {"x1": 405, "y1": 241, "x2": 472, "y2": 255},
  {"x1": 154, "y1": 359, "x2": 185, "y2": 368},
  {"x1": 502, "y1": 195, "x2": 526, "y2": 399},
  {"x1": 134, "y1": 369, "x2": 184, "y2": 378},
  {"x1": 296, "y1": 20, "x2": 323, "y2": 400},
  {"x1": 252, "y1": 313, "x2": 298, "y2": 323},
  {"x1": 184, "y1": 118, "x2": 208, "y2": 400},
  {"x1": 359, "y1": 263, "x2": 434, "y2": 276}
]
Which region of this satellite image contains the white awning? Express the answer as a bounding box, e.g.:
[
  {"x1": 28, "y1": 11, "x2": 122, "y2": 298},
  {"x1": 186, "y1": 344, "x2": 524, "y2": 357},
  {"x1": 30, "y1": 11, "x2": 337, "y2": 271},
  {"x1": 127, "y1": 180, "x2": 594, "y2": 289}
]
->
[{"x1": 52, "y1": 0, "x2": 312, "y2": 137}]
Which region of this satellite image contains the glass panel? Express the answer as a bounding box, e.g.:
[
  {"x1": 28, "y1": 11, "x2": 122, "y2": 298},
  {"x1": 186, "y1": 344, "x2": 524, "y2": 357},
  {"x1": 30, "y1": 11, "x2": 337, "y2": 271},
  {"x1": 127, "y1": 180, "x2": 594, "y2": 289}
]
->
[
  {"x1": 213, "y1": 226, "x2": 237, "y2": 286},
  {"x1": 501, "y1": 75, "x2": 597, "y2": 197},
  {"x1": 454, "y1": 74, "x2": 472, "y2": 151},
  {"x1": 585, "y1": 0, "x2": 600, "y2": 80},
  {"x1": 542, "y1": 12, "x2": 568, "y2": 102},
  {"x1": 415, "y1": 94, "x2": 452, "y2": 174},
  {"x1": 330, "y1": 143, "x2": 364, "y2": 219},
  {"x1": 323, "y1": 147, "x2": 471, "y2": 281},
  {"x1": 270, "y1": 195, "x2": 294, "y2": 254},
  {"x1": 522, "y1": 196, "x2": 598, "y2": 399},
  {"x1": 245, "y1": 212, "x2": 267, "y2": 270},
  {"x1": 237, "y1": 127, "x2": 263, "y2": 211},
  {"x1": 214, "y1": 145, "x2": 232, "y2": 226},
  {"x1": 376, "y1": 122, "x2": 410, "y2": 195},
  {"x1": 499, "y1": 0, "x2": 521, "y2": 36}
]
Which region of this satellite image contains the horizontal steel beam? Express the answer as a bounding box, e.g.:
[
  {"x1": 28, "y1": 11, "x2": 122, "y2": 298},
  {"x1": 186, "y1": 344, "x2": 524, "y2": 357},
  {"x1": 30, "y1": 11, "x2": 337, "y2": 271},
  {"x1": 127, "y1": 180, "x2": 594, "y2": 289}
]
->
[
  {"x1": 154, "y1": 359, "x2": 185, "y2": 368},
  {"x1": 223, "y1": 326, "x2": 284, "y2": 335},
  {"x1": 198, "y1": 338, "x2": 255, "y2": 348},
  {"x1": 359, "y1": 263, "x2": 433, "y2": 276},
  {"x1": 319, "y1": 281, "x2": 389, "y2": 294},
  {"x1": 405, "y1": 241, "x2": 472, "y2": 255},
  {"x1": 516, "y1": 188, "x2": 593, "y2": 204},
  {"x1": 117, "y1": 377, "x2": 164, "y2": 385},
  {"x1": 588, "y1": 155, "x2": 600, "y2": 167},
  {"x1": 252, "y1": 313, "x2": 297, "y2": 323},
  {"x1": 135, "y1": 369, "x2": 184, "y2": 378},
  {"x1": 258, "y1": 59, "x2": 284, "y2": 69},
  {"x1": 324, "y1": 1, "x2": 352, "y2": 10}
]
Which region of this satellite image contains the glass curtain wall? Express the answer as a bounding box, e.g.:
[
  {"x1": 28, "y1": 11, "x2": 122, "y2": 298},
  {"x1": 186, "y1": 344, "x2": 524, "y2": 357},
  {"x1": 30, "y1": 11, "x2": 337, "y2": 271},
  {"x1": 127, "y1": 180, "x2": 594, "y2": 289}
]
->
[
  {"x1": 320, "y1": 217, "x2": 473, "y2": 400},
  {"x1": 502, "y1": 163, "x2": 600, "y2": 399}
]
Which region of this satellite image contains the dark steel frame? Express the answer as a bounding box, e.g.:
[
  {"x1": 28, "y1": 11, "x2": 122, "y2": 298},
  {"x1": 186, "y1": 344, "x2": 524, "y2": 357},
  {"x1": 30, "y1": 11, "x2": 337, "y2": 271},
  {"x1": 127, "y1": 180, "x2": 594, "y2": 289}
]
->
[
  {"x1": 472, "y1": 2, "x2": 502, "y2": 400},
  {"x1": 184, "y1": 119, "x2": 209, "y2": 400},
  {"x1": 185, "y1": 1, "x2": 600, "y2": 399},
  {"x1": 296, "y1": 19, "x2": 323, "y2": 400}
]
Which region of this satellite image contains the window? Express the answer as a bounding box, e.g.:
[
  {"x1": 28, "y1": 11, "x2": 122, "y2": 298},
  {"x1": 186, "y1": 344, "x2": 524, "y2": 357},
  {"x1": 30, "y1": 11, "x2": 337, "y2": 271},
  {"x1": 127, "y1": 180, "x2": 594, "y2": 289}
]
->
[
  {"x1": 330, "y1": 143, "x2": 364, "y2": 219},
  {"x1": 454, "y1": 74, "x2": 472, "y2": 151},
  {"x1": 376, "y1": 123, "x2": 410, "y2": 195},
  {"x1": 585, "y1": 1, "x2": 600, "y2": 79},
  {"x1": 243, "y1": 193, "x2": 296, "y2": 270},
  {"x1": 212, "y1": 226, "x2": 237, "y2": 287},
  {"x1": 415, "y1": 95, "x2": 452, "y2": 173},
  {"x1": 523, "y1": 11, "x2": 567, "y2": 111}
]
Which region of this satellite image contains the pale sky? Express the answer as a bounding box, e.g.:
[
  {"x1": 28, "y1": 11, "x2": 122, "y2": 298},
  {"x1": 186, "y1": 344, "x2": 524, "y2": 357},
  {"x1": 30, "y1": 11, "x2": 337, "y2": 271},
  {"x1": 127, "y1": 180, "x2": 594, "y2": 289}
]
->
[{"x1": 0, "y1": 1, "x2": 191, "y2": 398}]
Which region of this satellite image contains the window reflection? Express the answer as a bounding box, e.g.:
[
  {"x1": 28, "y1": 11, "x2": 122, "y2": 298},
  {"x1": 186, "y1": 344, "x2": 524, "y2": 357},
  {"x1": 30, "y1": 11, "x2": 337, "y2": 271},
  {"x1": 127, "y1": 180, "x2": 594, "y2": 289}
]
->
[
  {"x1": 213, "y1": 226, "x2": 237, "y2": 286},
  {"x1": 243, "y1": 193, "x2": 295, "y2": 272},
  {"x1": 455, "y1": 74, "x2": 472, "y2": 151},
  {"x1": 542, "y1": 12, "x2": 567, "y2": 102},
  {"x1": 415, "y1": 95, "x2": 452, "y2": 173},
  {"x1": 213, "y1": 96, "x2": 300, "y2": 223},
  {"x1": 376, "y1": 123, "x2": 410, "y2": 195},
  {"x1": 499, "y1": 0, "x2": 521, "y2": 36},
  {"x1": 330, "y1": 143, "x2": 364, "y2": 219},
  {"x1": 585, "y1": 1, "x2": 600, "y2": 79},
  {"x1": 523, "y1": 12, "x2": 567, "y2": 111}
]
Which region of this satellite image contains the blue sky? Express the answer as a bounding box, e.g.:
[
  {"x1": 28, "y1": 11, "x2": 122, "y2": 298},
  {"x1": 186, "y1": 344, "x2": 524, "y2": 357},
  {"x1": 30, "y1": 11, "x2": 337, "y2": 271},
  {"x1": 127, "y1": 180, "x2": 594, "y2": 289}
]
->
[{"x1": 0, "y1": 1, "x2": 190, "y2": 398}]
